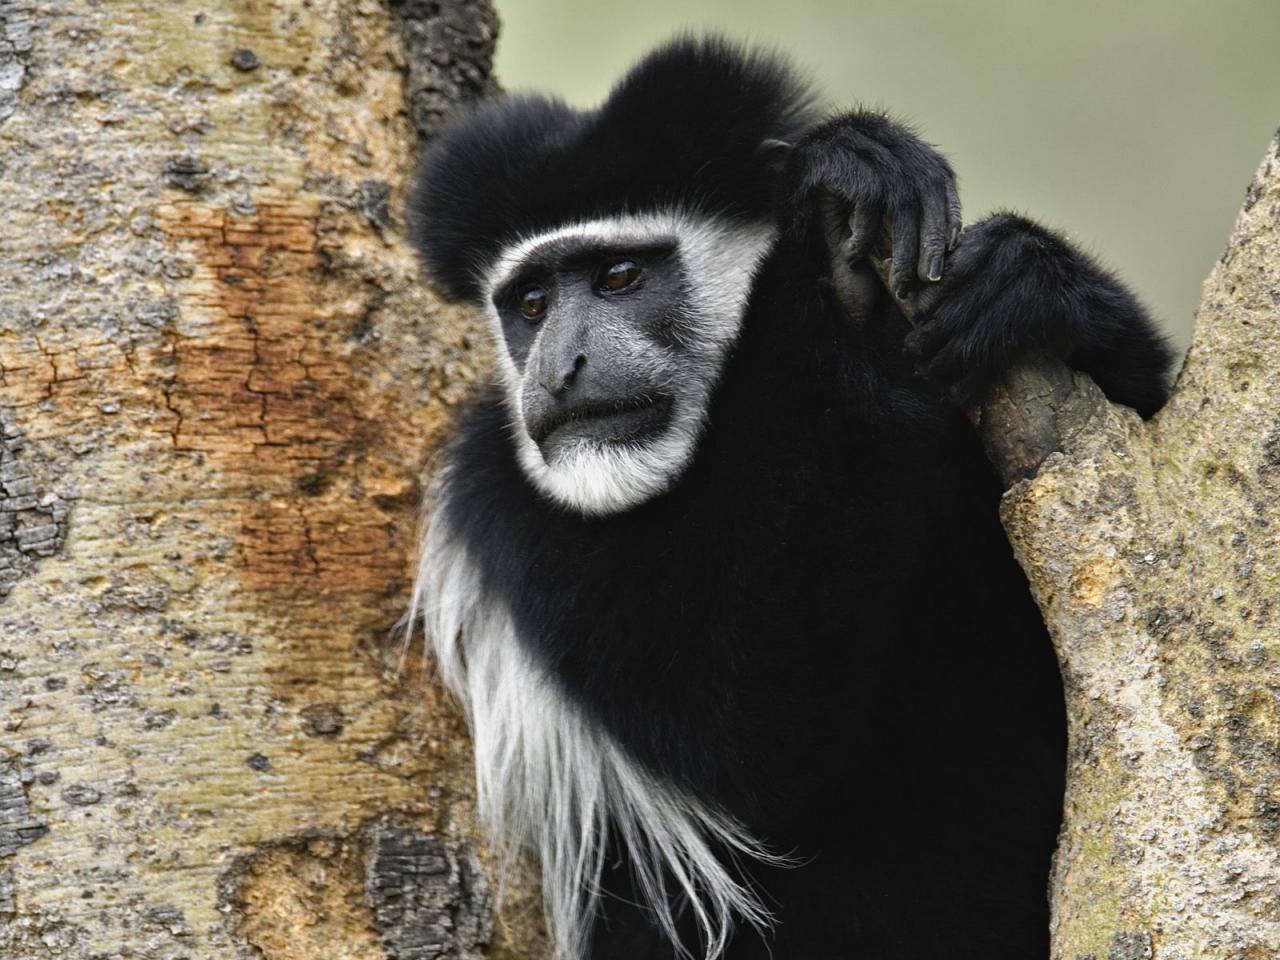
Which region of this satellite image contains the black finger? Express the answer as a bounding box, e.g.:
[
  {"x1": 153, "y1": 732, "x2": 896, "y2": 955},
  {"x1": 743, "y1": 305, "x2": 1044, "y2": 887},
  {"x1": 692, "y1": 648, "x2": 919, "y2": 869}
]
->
[
  {"x1": 945, "y1": 179, "x2": 963, "y2": 250},
  {"x1": 917, "y1": 190, "x2": 949, "y2": 283},
  {"x1": 847, "y1": 198, "x2": 883, "y2": 260},
  {"x1": 913, "y1": 278, "x2": 948, "y2": 316},
  {"x1": 889, "y1": 205, "x2": 921, "y2": 299}
]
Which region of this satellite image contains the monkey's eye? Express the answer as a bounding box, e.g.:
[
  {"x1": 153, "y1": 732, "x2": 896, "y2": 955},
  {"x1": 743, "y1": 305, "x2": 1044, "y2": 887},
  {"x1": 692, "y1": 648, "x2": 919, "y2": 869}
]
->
[
  {"x1": 519, "y1": 286, "x2": 548, "y2": 321},
  {"x1": 600, "y1": 260, "x2": 640, "y2": 292}
]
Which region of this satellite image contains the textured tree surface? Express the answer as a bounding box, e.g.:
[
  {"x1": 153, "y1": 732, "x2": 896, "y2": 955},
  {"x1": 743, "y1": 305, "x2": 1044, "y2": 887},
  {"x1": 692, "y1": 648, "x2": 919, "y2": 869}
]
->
[
  {"x1": 981, "y1": 135, "x2": 1280, "y2": 959},
  {"x1": 0, "y1": 1, "x2": 548, "y2": 957},
  {"x1": 5, "y1": 2, "x2": 1280, "y2": 957}
]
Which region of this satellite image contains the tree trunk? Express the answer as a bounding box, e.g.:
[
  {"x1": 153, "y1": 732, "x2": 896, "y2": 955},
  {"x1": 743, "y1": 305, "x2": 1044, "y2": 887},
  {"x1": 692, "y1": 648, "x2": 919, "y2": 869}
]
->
[
  {"x1": 0, "y1": 1, "x2": 547, "y2": 957},
  {"x1": 996, "y1": 134, "x2": 1280, "y2": 960},
  {"x1": 872, "y1": 132, "x2": 1280, "y2": 958}
]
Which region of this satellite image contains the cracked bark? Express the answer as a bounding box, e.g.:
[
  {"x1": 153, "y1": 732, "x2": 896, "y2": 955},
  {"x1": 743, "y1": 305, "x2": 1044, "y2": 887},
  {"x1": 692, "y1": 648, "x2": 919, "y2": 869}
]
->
[{"x1": 0, "y1": 1, "x2": 544, "y2": 957}]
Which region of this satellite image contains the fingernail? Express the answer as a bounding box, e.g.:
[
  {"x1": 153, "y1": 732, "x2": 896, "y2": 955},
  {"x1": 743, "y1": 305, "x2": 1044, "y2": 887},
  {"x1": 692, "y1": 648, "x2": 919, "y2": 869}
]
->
[{"x1": 927, "y1": 254, "x2": 943, "y2": 281}]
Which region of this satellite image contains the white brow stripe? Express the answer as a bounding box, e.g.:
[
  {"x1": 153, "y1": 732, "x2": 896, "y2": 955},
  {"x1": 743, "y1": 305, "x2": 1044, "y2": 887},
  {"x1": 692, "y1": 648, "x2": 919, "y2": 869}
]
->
[{"x1": 487, "y1": 219, "x2": 678, "y2": 301}]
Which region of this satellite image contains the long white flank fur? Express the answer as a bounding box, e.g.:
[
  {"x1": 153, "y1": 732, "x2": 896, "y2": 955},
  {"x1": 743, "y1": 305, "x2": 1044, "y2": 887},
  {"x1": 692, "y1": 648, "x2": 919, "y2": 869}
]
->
[
  {"x1": 411, "y1": 519, "x2": 786, "y2": 960},
  {"x1": 410, "y1": 212, "x2": 787, "y2": 958},
  {"x1": 484, "y1": 211, "x2": 778, "y2": 517}
]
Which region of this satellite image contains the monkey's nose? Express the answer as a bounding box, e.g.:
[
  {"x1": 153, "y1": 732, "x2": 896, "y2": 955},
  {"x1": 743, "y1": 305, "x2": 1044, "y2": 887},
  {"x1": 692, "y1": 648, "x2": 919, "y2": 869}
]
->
[{"x1": 548, "y1": 353, "x2": 586, "y2": 397}]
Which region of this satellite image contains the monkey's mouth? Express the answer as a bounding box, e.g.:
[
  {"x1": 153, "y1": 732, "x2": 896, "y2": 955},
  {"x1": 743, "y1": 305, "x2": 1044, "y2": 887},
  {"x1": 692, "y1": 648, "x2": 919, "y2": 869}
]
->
[{"x1": 530, "y1": 395, "x2": 673, "y2": 451}]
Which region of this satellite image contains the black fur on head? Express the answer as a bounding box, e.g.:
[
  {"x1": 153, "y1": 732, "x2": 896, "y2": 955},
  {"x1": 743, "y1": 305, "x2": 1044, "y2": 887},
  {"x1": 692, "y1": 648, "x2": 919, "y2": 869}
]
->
[{"x1": 408, "y1": 36, "x2": 818, "y2": 303}]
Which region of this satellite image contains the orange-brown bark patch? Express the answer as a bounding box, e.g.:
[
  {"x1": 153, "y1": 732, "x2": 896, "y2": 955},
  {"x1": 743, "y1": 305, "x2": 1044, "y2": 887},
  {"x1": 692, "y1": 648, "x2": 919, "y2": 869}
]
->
[
  {"x1": 230, "y1": 833, "x2": 383, "y2": 960},
  {"x1": 154, "y1": 200, "x2": 413, "y2": 596}
]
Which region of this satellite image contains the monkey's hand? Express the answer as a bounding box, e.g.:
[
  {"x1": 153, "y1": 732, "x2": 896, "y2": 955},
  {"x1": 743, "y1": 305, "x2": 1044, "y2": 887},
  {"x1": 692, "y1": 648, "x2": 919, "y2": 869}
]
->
[
  {"x1": 786, "y1": 112, "x2": 961, "y2": 299},
  {"x1": 907, "y1": 213, "x2": 1173, "y2": 417}
]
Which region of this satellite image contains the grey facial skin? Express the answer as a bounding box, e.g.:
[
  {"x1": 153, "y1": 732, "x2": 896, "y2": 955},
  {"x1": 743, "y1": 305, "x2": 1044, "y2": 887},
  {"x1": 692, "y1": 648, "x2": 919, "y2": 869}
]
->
[
  {"x1": 493, "y1": 236, "x2": 684, "y2": 462},
  {"x1": 479, "y1": 212, "x2": 777, "y2": 517}
]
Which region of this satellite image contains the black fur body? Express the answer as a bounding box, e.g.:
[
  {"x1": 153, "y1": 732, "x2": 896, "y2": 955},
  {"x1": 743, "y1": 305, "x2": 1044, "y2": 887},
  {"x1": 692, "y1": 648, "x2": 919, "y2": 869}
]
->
[{"x1": 411, "y1": 39, "x2": 1174, "y2": 960}]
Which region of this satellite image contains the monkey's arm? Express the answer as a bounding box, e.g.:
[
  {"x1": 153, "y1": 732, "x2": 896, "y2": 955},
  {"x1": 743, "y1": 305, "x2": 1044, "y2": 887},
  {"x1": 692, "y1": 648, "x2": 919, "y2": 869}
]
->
[
  {"x1": 784, "y1": 112, "x2": 962, "y2": 301},
  {"x1": 907, "y1": 212, "x2": 1176, "y2": 418}
]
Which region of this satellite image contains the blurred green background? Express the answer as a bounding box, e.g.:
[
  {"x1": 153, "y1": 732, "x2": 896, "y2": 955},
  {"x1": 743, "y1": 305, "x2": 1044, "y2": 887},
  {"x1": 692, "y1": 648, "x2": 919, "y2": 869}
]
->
[{"x1": 492, "y1": 0, "x2": 1280, "y2": 348}]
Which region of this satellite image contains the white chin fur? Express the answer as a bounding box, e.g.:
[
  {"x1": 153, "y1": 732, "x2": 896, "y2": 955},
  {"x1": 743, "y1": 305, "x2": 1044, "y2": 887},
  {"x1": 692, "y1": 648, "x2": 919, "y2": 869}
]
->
[
  {"x1": 512, "y1": 400, "x2": 701, "y2": 516},
  {"x1": 484, "y1": 210, "x2": 778, "y2": 516}
]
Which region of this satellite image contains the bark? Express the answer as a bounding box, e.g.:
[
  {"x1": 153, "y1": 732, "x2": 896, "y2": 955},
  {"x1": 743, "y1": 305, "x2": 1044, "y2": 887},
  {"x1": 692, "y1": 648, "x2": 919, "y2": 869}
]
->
[
  {"x1": 1005, "y1": 134, "x2": 1280, "y2": 960},
  {"x1": 0, "y1": 2, "x2": 547, "y2": 957}
]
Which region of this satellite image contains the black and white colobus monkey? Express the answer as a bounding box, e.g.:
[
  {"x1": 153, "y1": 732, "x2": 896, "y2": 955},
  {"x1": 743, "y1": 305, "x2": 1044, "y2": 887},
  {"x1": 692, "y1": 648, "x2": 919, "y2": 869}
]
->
[{"x1": 407, "y1": 38, "x2": 1173, "y2": 960}]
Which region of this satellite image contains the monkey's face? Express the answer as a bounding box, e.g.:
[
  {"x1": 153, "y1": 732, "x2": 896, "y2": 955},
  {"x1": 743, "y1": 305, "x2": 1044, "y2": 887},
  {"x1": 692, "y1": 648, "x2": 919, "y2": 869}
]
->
[{"x1": 484, "y1": 211, "x2": 776, "y2": 516}]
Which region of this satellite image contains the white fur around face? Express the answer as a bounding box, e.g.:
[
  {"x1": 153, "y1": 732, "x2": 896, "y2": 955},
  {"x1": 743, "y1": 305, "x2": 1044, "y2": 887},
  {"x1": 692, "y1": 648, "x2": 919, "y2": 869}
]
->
[
  {"x1": 411, "y1": 510, "x2": 785, "y2": 960},
  {"x1": 480, "y1": 211, "x2": 777, "y2": 517}
]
